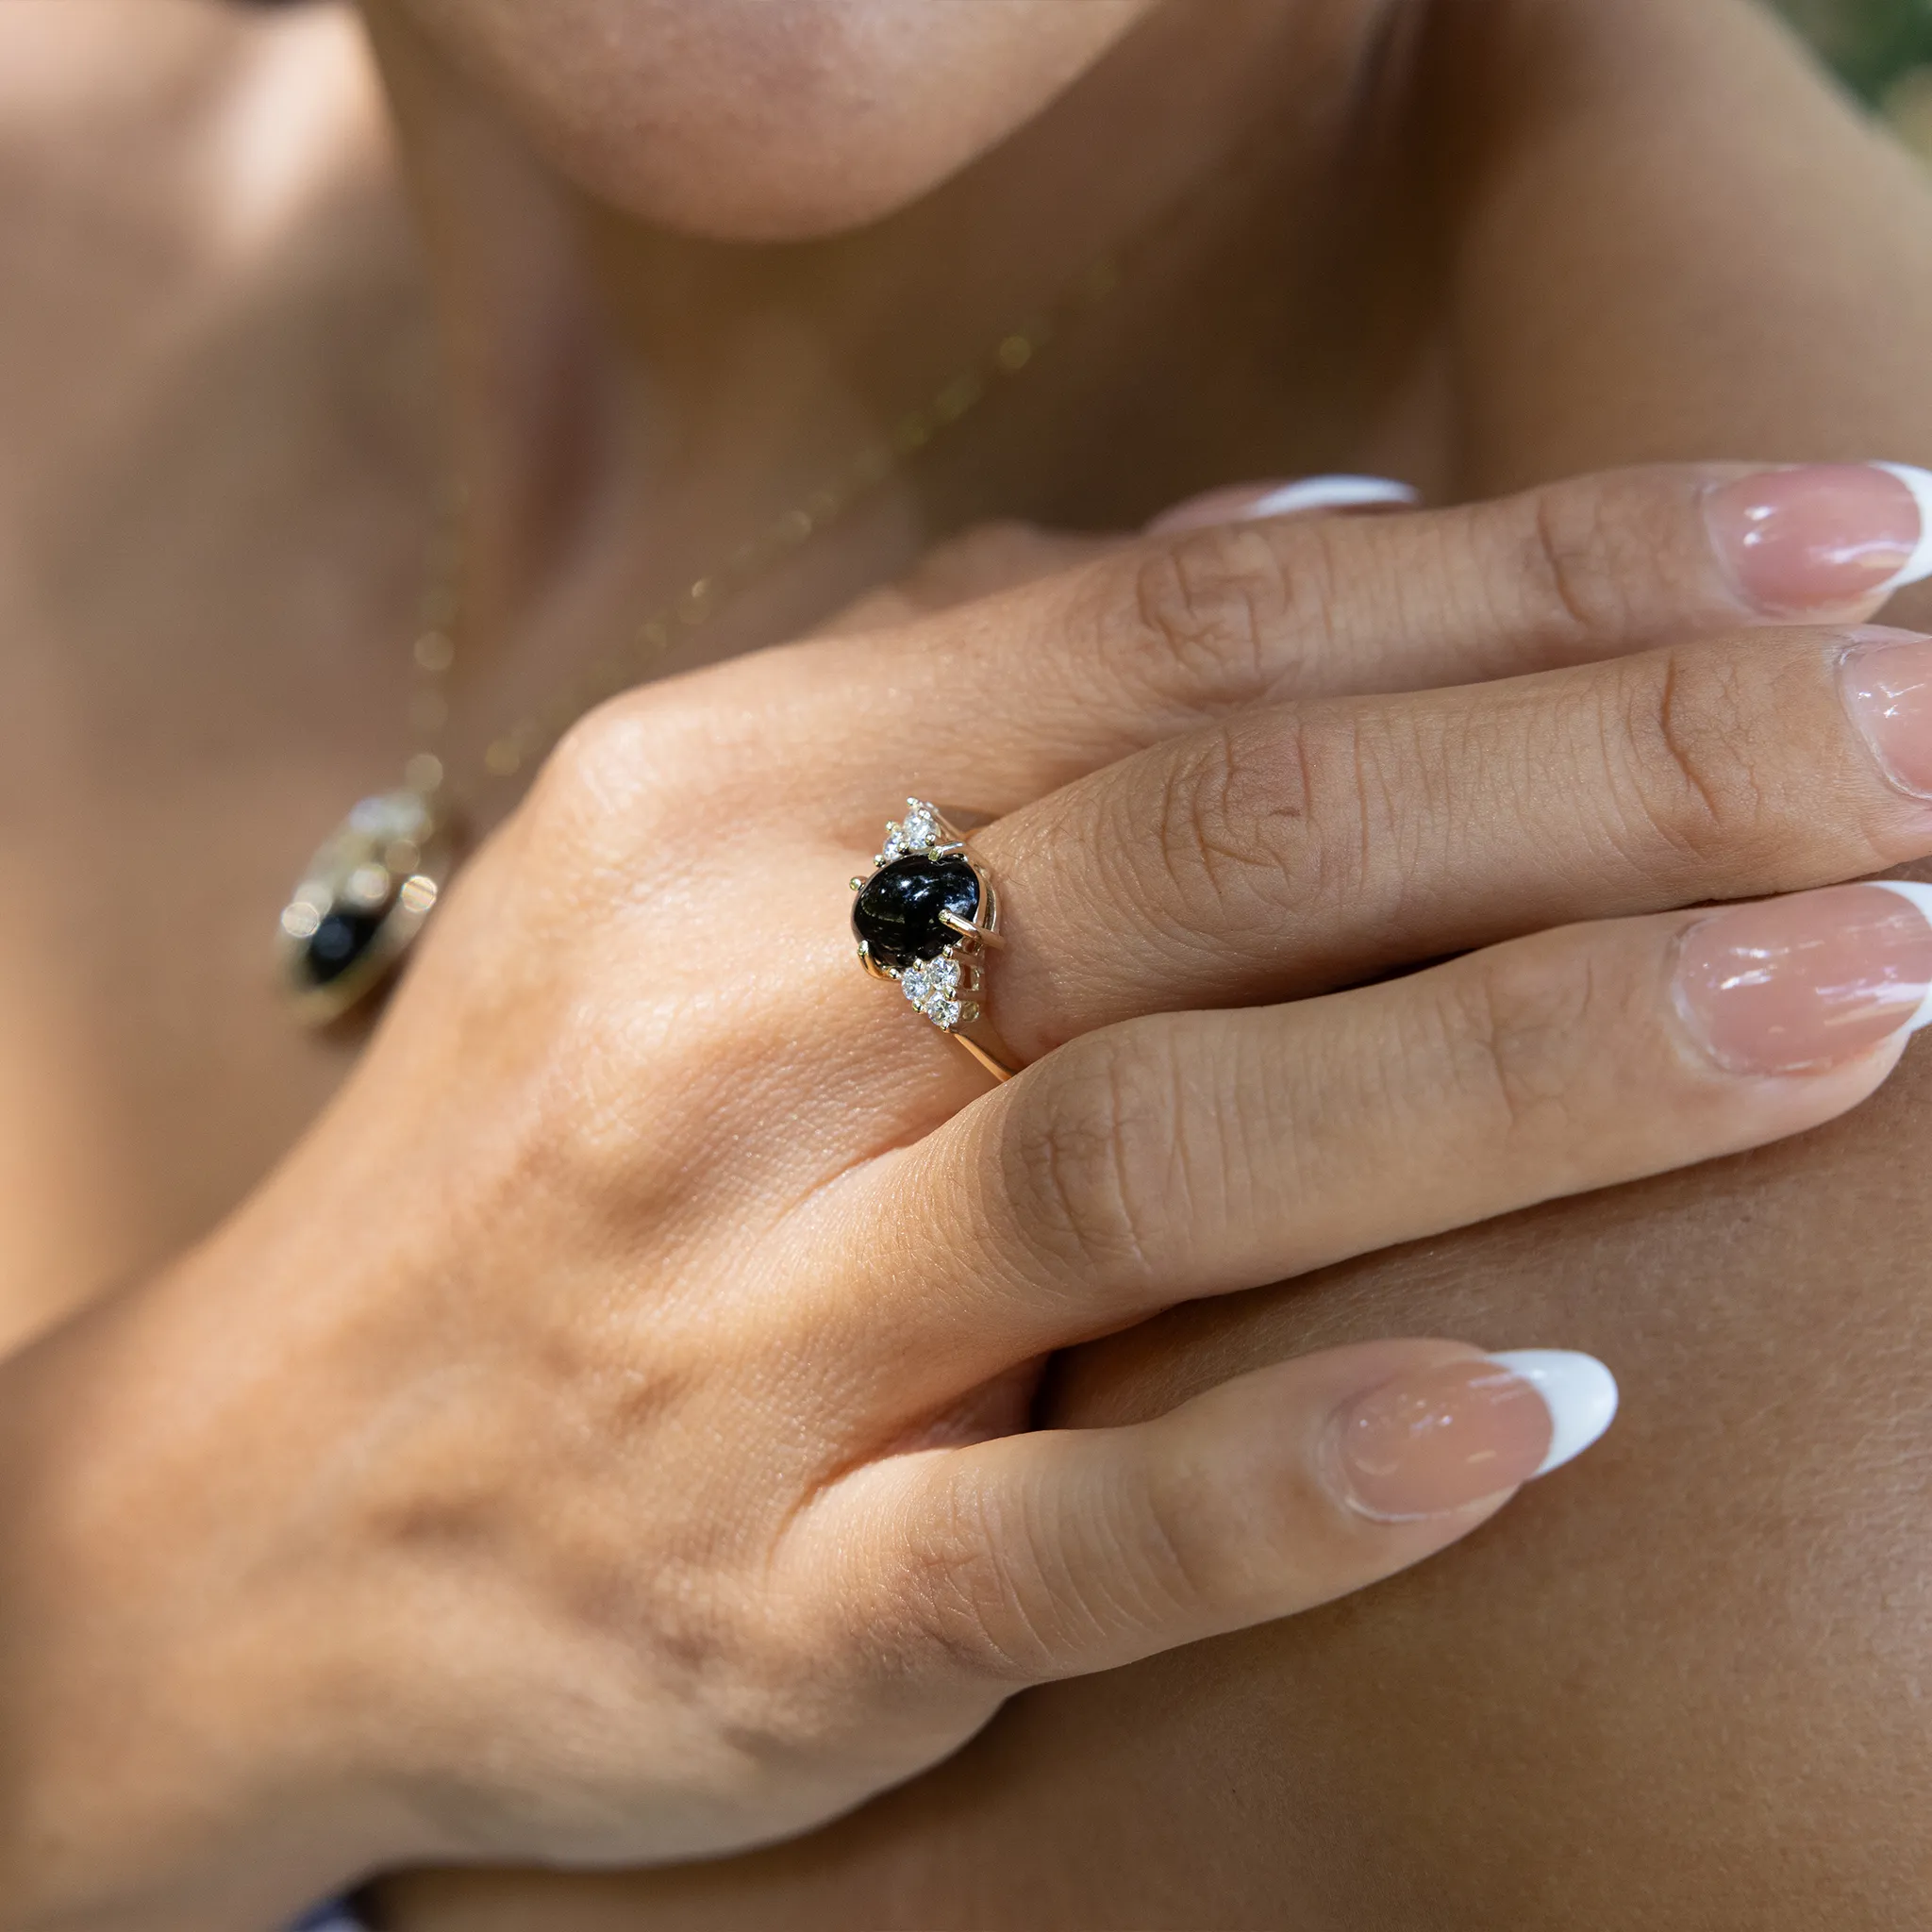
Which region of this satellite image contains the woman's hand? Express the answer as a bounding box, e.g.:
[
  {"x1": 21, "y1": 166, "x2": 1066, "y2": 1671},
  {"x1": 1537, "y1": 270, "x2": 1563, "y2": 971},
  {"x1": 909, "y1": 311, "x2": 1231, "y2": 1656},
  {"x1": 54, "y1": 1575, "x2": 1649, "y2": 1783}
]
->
[{"x1": 8, "y1": 460, "x2": 1932, "y2": 1931}]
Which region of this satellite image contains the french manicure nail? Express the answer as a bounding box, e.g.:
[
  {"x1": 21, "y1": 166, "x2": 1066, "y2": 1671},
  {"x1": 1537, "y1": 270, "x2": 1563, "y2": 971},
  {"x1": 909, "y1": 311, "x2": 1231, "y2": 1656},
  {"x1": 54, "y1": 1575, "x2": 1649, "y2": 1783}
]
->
[
  {"x1": 1146, "y1": 475, "x2": 1418, "y2": 536},
  {"x1": 1841, "y1": 626, "x2": 1932, "y2": 797},
  {"x1": 1335, "y1": 1350, "x2": 1616, "y2": 1521},
  {"x1": 1673, "y1": 880, "x2": 1932, "y2": 1075},
  {"x1": 1485, "y1": 1351, "x2": 1622, "y2": 1475},
  {"x1": 1706, "y1": 462, "x2": 1932, "y2": 614}
]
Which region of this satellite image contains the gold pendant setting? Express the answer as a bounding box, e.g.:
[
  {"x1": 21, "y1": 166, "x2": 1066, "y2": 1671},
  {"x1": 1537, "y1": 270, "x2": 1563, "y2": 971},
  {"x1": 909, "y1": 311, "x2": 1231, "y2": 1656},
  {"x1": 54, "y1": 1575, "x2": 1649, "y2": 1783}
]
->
[{"x1": 278, "y1": 789, "x2": 450, "y2": 1024}]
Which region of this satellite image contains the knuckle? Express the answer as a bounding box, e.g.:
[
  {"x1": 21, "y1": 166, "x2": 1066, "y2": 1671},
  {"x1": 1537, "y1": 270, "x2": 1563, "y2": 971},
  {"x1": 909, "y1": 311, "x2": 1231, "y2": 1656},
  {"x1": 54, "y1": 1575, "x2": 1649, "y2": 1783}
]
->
[
  {"x1": 1444, "y1": 939, "x2": 1603, "y2": 1143},
  {"x1": 898, "y1": 1480, "x2": 1061, "y2": 1682},
  {"x1": 1608, "y1": 648, "x2": 1774, "y2": 869},
  {"x1": 998, "y1": 1028, "x2": 1187, "y2": 1285},
  {"x1": 1491, "y1": 469, "x2": 1695, "y2": 650},
  {"x1": 899, "y1": 1466, "x2": 1216, "y2": 1685},
  {"x1": 1121, "y1": 1465, "x2": 1252, "y2": 1619},
  {"x1": 1126, "y1": 709, "x2": 1374, "y2": 939},
  {"x1": 533, "y1": 692, "x2": 671, "y2": 832},
  {"x1": 1126, "y1": 522, "x2": 1298, "y2": 695},
  {"x1": 1144, "y1": 719, "x2": 1304, "y2": 920},
  {"x1": 1515, "y1": 475, "x2": 1639, "y2": 644},
  {"x1": 1474, "y1": 467, "x2": 1722, "y2": 658},
  {"x1": 528, "y1": 686, "x2": 727, "y2": 866}
]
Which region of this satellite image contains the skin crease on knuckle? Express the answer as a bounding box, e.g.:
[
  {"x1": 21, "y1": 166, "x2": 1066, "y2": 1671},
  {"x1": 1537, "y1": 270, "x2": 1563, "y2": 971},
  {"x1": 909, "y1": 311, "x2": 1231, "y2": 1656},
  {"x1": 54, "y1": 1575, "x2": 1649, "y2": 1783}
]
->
[
  {"x1": 1446, "y1": 936, "x2": 1606, "y2": 1154},
  {"x1": 1614, "y1": 647, "x2": 1774, "y2": 874},
  {"x1": 1610, "y1": 638, "x2": 1890, "y2": 890},
  {"x1": 1127, "y1": 522, "x2": 1305, "y2": 701},
  {"x1": 996, "y1": 1029, "x2": 1181, "y2": 1291}
]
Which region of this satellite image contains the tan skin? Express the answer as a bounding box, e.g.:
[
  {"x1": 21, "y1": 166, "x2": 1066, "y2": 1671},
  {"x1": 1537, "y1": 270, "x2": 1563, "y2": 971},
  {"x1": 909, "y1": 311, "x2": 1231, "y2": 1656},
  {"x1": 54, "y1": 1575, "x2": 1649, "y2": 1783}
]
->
[
  {"x1": 0, "y1": 0, "x2": 1413, "y2": 1345},
  {"x1": 386, "y1": 3, "x2": 1932, "y2": 1928},
  {"x1": 4, "y1": 0, "x2": 1932, "y2": 1928}
]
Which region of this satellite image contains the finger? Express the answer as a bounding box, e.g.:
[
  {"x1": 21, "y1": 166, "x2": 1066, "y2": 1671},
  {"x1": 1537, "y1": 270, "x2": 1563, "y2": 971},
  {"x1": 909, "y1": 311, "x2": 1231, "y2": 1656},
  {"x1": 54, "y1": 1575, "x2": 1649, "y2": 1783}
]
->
[
  {"x1": 770, "y1": 458, "x2": 1932, "y2": 808},
  {"x1": 813, "y1": 1341, "x2": 1617, "y2": 1689},
  {"x1": 815, "y1": 881, "x2": 1932, "y2": 1378},
  {"x1": 815, "y1": 476, "x2": 1415, "y2": 636},
  {"x1": 809, "y1": 522, "x2": 1129, "y2": 636},
  {"x1": 968, "y1": 622, "x2": 1932, "y2": 1056}
]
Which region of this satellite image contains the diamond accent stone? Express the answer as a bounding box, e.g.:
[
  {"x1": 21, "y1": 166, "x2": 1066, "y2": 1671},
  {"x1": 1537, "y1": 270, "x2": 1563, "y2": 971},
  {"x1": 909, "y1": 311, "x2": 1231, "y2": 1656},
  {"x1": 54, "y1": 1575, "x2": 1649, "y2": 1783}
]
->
[
  {"x1": 899, "y1": 953, "x2": 966, "y2": 1029},
  {"x1": 880, "y1": 798, "x2": 943, "y2": 863},
  {"x1": 858, "y1": 800, "x2": 990, "y2": 1039}
]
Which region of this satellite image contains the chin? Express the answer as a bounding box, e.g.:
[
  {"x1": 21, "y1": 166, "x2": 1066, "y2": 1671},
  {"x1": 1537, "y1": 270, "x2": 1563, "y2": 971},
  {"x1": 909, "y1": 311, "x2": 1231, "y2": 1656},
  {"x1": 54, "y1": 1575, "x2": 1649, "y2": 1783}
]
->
[{"x1": 387, "y1": 0, "x2": 1156, "y2": 239}]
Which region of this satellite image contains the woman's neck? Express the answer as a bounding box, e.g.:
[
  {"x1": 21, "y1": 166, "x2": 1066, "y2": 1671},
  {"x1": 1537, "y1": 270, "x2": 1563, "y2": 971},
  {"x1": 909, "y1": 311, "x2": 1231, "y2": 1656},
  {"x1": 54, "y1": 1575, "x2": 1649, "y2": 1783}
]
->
[{"x1": 361, "y1": 0, "x2": 1407, "y2": 732}]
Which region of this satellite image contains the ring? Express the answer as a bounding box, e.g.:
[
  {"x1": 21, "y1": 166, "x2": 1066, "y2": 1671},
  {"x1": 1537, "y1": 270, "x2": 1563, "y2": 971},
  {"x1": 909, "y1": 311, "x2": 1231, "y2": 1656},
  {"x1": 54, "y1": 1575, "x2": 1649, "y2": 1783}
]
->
[{"x1": 850, "y1": 799, "x2": 1021, "y2": 1082}]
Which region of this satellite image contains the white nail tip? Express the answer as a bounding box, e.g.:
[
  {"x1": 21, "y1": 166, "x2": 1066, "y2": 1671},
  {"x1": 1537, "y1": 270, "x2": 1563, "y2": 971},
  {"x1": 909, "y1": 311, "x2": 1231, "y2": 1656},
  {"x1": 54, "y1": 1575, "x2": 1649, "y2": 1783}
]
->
[
  {"x1": 1234, "y1": 475, "x2": 1420, "y2": 521},
  {"x1": 1866, "y1": 880, "x2": 1932, "y2": 1036},
  {"x1": 1486, "y1": 1350, "x2": 1619, "y2": 1478},
  {"x1": 1871, "y1": 462, "x2": 1932, "y2": 591}
]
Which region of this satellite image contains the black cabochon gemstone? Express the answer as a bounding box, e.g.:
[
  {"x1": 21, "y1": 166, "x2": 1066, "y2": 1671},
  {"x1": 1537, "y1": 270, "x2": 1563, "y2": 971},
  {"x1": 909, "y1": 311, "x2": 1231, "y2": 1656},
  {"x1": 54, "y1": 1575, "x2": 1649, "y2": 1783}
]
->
[{"x1": 853, "y1": 856, "x2": 980, "y2": 972}]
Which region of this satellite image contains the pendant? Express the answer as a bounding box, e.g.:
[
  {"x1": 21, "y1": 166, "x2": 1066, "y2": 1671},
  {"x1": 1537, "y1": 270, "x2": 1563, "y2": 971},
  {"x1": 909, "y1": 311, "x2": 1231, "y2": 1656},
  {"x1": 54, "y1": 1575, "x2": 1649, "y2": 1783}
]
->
[{"x1": 277, "y1": 789, "x2": 452, "y2": 1024}]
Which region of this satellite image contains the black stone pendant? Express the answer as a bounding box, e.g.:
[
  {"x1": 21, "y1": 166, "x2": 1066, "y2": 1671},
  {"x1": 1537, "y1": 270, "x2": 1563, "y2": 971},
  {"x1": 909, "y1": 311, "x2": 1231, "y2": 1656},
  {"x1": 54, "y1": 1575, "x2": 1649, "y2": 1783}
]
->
[
  {"x1": 852, "y1": 855, "x2": 981, "y2": 973},
  {"x1": 278, "y1": 790, "x2": 450, "y2": 1024}
]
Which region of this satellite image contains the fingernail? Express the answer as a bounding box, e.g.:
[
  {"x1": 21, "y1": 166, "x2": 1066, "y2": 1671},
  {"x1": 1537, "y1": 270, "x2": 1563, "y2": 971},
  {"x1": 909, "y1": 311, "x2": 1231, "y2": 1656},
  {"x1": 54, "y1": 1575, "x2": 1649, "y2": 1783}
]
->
[
  {"x1": 1705, "y1": 462, "x2": 1932, "y2": 614},
  {"x1": 1485, "y1": 1352, "x2": 1622, "y2": 1474},
  {"x1": 1842, "y1": 625, "x2": 1932, "y2": 798},
  {"x1": 1334, "y1": 1350, "x2": 1616, "y2": 1521},
  {"x1": 1146, "y1": 474, "x2": 1418, "y2": 536},
  {"x1": 1673, "y1": 880, "x2": 1932, "y2": 1074}
]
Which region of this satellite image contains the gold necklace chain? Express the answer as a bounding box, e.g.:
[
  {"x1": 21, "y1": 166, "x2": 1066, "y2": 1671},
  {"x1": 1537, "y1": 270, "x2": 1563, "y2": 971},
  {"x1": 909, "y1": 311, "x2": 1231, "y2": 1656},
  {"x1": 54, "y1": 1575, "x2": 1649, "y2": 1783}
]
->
[
  {"x1": 406, "y1": 255, "x2": 1123, "y2": 804},
  {"x1": 277, "y1": 250, "x2": 1128, "y2": 1025},
  {"x1": 275, "y1": 102, "x2": 1282, "y2": 1025}
]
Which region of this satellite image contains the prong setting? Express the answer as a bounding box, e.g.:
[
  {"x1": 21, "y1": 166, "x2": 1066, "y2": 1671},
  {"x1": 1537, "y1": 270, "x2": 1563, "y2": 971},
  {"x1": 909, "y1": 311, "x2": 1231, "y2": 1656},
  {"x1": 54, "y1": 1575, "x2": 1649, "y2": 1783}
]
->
[{"x1": 851, "y1": 798, "x2": 999, "y2": 1034}]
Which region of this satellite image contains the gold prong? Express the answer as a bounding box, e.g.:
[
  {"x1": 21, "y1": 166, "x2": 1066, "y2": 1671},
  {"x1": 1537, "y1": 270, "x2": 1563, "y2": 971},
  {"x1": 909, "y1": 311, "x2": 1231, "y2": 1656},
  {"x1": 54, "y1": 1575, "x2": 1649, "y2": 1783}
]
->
[
  {"x1": 849, "y1": 876, "x2": 865, "y2": 891},
  {"x1": 931, "y1": 841, "x2": 969, "y2": 858},
  {"x1": 939, "y1": 909, "x2": 983, "y2": 941},
  {"x1": 858, "y1": 942, "x2": 895, "y2": 980}
]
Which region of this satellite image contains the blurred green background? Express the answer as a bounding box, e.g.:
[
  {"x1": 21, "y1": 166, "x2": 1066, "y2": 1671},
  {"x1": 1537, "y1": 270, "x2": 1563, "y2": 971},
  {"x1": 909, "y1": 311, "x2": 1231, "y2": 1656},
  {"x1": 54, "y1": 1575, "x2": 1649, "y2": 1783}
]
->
[{"x1": 1779, "y1": 0, "x2": 1932, "y2": 105}]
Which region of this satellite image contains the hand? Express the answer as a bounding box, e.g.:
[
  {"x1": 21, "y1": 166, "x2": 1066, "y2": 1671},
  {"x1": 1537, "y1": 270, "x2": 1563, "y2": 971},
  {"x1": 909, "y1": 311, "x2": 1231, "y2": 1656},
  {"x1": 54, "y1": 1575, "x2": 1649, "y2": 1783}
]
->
[{"x1": 9, "y1": 460, "x2": 1932, "y2": 1930}]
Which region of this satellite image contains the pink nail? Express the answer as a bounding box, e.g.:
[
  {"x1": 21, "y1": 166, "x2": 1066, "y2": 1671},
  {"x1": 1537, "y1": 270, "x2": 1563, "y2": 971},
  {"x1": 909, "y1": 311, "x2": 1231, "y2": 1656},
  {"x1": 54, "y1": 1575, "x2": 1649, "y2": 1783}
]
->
[
  {"x1": 1842, "y1": 627, "x2": 1932, "y2": 797},
  {"x1": 1145, "y1": 475, "x2": 1417, "y2": 536},
  {"x1": 1673, "y1": 882, "x2": 1932, "y2": 1075},
  {"x1": 1334, "y1": 1357, "x2": 1555, "y2": 1520},
  {"x1": 1705, "y1": 463, "x2": 1932, "y2": 614}
]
